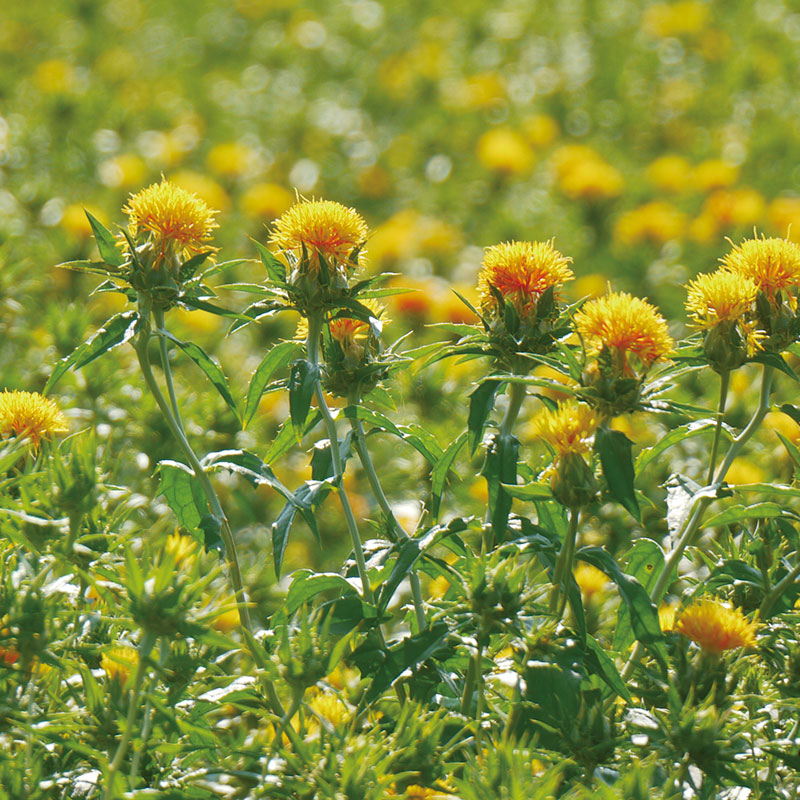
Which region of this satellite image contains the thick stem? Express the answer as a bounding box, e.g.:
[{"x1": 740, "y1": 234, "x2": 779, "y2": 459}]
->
[
  {"x1": 306, "y1": 316, "x2": 376, "y2": 606},
  {"x1": 706, "y1": 370, "x2": 730, "y2": 486},
  {"x1": 350, "y1": 414, "x2": 427, "y2": 631},
  {"x1": 133, "y1": 301, "x2": 285, "y2": 718},
  {"x1": 621, "y1": 365, "x2": 775, "y2": 680},
  {"x1": 549, "y1": 507, "x2": 580, "y2": 618},
  {"x1": 104, "y1": 632, "x2": 155, "y2": 800}
]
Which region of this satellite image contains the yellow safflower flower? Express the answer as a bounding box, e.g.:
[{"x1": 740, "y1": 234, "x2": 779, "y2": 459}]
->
[
  {"x1": 675, "y1": 599, "x2": 758, "y2": 654},
  {"x1": 477, "y1": 240, "x2": 574, "y2": 321},
  {"x1": 241, "y1": 182, "x2": 293, "y2": 219},
  {"x1": 685, "y1": 270, "x2": 758, "y2": 329},
  {"x1": 269, "y1": 199, "x2": 368, "y2": 270},
  {"x1": 101, "y1": 645, "x2": 139, "y2": 685},
  {"x1": 721, "y1": 235, "x2": 800, "y2": 305},
  {"x1": 530, "y1": 402, "x2": 598, "y2": 458},
  {"x1": 693, "y1": 159, "x2": 739, "y2": 192},
  {"x1": 123, "y1": 178, "x2": 218, "y2": 260},
  {"x1": 658, "y1": 603, "x2": 677, "y2": 633},
  {"x1": 206, "y1": 141, "x2": 255, "y2": 177},
  {"x1": 614, "y1": 201, "x2": 687, "y2": 245},
  {"x1": 768, "y1": 196, "x2": 800, "y2": 241},
  {"x1": 574, "y1": 291, "x2": 674, "y2": 369},
  {"x1": 574, "y1": 562, "x2": 608, "y2": 601},
  {"x1": 642, "y1": 1, "x2": 710, "y2": 36},
  {"x1": 646, "y1": 154, "x2": 693, "y2": 193},
  {"x1": 522, "y1": 114, "x2": 559, "y2": 148},
  {"x1": 476, "y1": 128, "x2": 534, "y2": 175},
  {"x1": 0, "y1": 390, "x2": 69, "y2": 448}
]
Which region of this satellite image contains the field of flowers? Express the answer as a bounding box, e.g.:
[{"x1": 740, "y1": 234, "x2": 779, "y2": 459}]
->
[{"x1": 4, "y1": 1, "x2": 800, "y2": 798}]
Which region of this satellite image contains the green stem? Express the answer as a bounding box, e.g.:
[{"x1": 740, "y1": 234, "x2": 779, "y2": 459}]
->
[
  {"x1": 133, "y1": 299, "x2": 285, "y2": 718},
  {"x1": 305, "y1": 316, "x2": 376, "y2": 606},
  {"x1": 349, "y1": 413, "x2": 427, "y2": 631},
  {"x1": 473, "y1": 645, "x2": 485, "y2": 751},
  {"x1": 104, "y1": 632, "x2": 155, "y2": 800},
  {"x1": 129, "y1": 638, "x2": 168, "y2": 788},
  {"x1": 549, "y1": 507, "x2": 580, "y2": 618},
  {"x1": 499, "y1": 381, "x2": 527, "y2": 439},
  {"x1": 759, "y1": 559, "x2": 800, "y2": 618},
  {"x1": 153, "y1": 307, "x2": 183, "y2": 427},
  {"x1": 621, "y1": 365, "x2": 775, "y2": 680},
  {"x1": 706, "y1": 370, "x2": 730, "y2": 486},
  {"x1": 460, "y1": 644, "x2": 478, "y2": 715}
]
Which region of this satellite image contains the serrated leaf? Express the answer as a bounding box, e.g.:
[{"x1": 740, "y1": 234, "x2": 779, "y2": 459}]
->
[
  {"x1": 636, "y1": 419, "x2": 734, "y2": 476},
  {"x1": 288, "y1": 359, "x2": 318, "y2": 439},
  {"x1": 584, "y1": 634, "x2": 632, "y2": 703},
  {"x1": 613, "y1": 538, "x2": 665, "y2": 653},
  {"x1": 482, "y1": 432, "x2": 519, "y2": 543},
  {"x1": 286, "y1": 570, "x2": 358, "y2": 616},
  {"x1": 178, "y1": 250, "x2": 213, "y2": 282},
  {"x1": 750, "y1": 351, "x2": 799, "y2": 381},
  {"x1": 159, "y1": 331, "x2": 239, "y2": 423},
  {"x1": 272, "y1": 480, "x2": 329, "y2": 576},
  {"x1": 244, "y1": 341, "x2": 298, "y2": 427},
  {"x1": 252, "y1": 238, "x2": 287, "y2": 283},
  {"x1": 85, "y1": 210, "x2": 125, "y2": 267},
  {"x1": 467, "y1": 379, "x2": 502, "y2": 454},
  {"x1": 577, "y1": 546, "x2": 667, "y2": 673},
  {"x1": 596, "y1": 426, "x2": 639, "y2": 520},
  {"x1": 44, "y1": 311, "x2": 139, "y2": 394}
]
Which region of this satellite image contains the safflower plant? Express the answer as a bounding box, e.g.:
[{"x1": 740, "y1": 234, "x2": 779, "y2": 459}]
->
[{"x1": 4, "y1": 182, "x2": 800, "y2": 798}]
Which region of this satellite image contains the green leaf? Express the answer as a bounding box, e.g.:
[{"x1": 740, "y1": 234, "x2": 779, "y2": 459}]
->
[
  {"x1": 750, "y1": 351, "x2": 799, "y2": 381},
  {"x1": 252, "y1": 238, "x2": 287, "y2": 283},
  {"x1": 595, "y1": 427, "x2": 640, "y2": 520},
  {"x1": 613, "y1": 538, "x2": 665, "y2": 653},
  {"x1": 56, "y1": 259, "x2": 117, "y2": 276},
  {"x1": 243, "y1": 341, "x2": 298, "y2": 427},
  {"x1": 636, "y1": 419, "x2": 734, "y2": 476},
  {"x1": 378, "y1": 538, "x2": 422, "y2": 612},
  {"x1": 286, "y1": 570, "x2": 358, "y2": 616},
  {"x1": 85, "y1": 210, "x2": 125, "y2": 267},
  {"x1": 288, "y1": 359, "x2": 318, "y2": 439},
  {"x1": 159, "y1": 331, "x2": 240, "y2": 423},
  {"x1": 577, "y1": 546, "x2": 667, "y2": 673},
  {"x1": 44, "y1": 311, "x2": 139, "y2": 394},
  {"x1": 264, "y1": 410, "x2": 322, "y2": 464},
  {"x1": 467, "y1": 379, "x2": 502, "y2": 454},
  {"x1": 272, "y1": 480, "x2": 329, "y2": 576},
  {"x1": 430, "y1": 431, "x2": 468, "y2": 518},
  {"x1": 704, "y1": 502, "x2": 791, "y2": 527},
  {"x1": 157, "y1": 461, "x2": 208, "y2": 541},
  {"x1": 357, "y1": 623, "x2": 450, "y2": 703},
  {"x1": 178, "y1": 295, "x2": 254, "y2": 322},
  {"x1": 584, "y1": 634, "x2": 632, "y2": 703},
  {"x1": 502, "y1": 481, "x2": 554, "y2": 500},
  {"x1": 482, "y1": 432, "x2": 519, "y2": 543},
  {"x1": 178, "y1": 250, "x2": 214, "y2": 282}
]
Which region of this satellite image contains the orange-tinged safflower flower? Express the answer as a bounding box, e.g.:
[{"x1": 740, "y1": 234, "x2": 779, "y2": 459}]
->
[
  {"x1": 675, "y1": 598, "x2": 758, "y2": 654},
  {"x1": 530, "y1": 402, "x2": 598, "y2": 458},
  {"x1": 269, "y1": 199, "x2": 368, "y2": 269},
  {"x1": 123, "y1": 178, "x2": 218, "y2": 259},
  {"x1": 101, "y1": 645, "x2": 139, "y2": 684},
  {"x1": 0, "y1": 390, "x2": 69, "y2": 448},
  {"x1": 721, "y1": 235, "x2": 800, "y2": 306},
  {"x1": 297, "y1": 299, "x2": 386, "y2": 351},
  {"x1": 477, "y1": 240, "x2": 573, "y2": 320},
  {"x1": 574, "y1": 291, "x2": 674, "y2": 369}
]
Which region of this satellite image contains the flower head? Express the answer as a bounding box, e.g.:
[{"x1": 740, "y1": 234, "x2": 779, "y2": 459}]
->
[
  {"x1": 675, "y1": 598, "x2": 758, "y2": 654},
  {"x1": 721, "y1": 235, "x2": 800, "y2": 305},
  {"x1": 574, "y1": 291, "x2": 674, "y2": 369},
  {"x1": 531, "y1": 402, "x2": 598, "y2": 458},
  {"x1": 297, "y1": 299, "x2": 387, "y2": 353},
  {"x1": 101, "y1": 645, "x2": 139, "y2": 684},
  {"x1": 477, "y1": 240, "x2": 573, "y2": 320},
  {"x1": 685, "y1": 270, "x2": 758, "y2": 328},
  {"x1": 0, "y1": 390, "x2": 69, "y2": 448},
  {"x1": 269, "y1": 199, "x2": 368, "y2": 269},
  {"x1": 123, "y1": 178, "x2": 218, "y2": 260}
]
